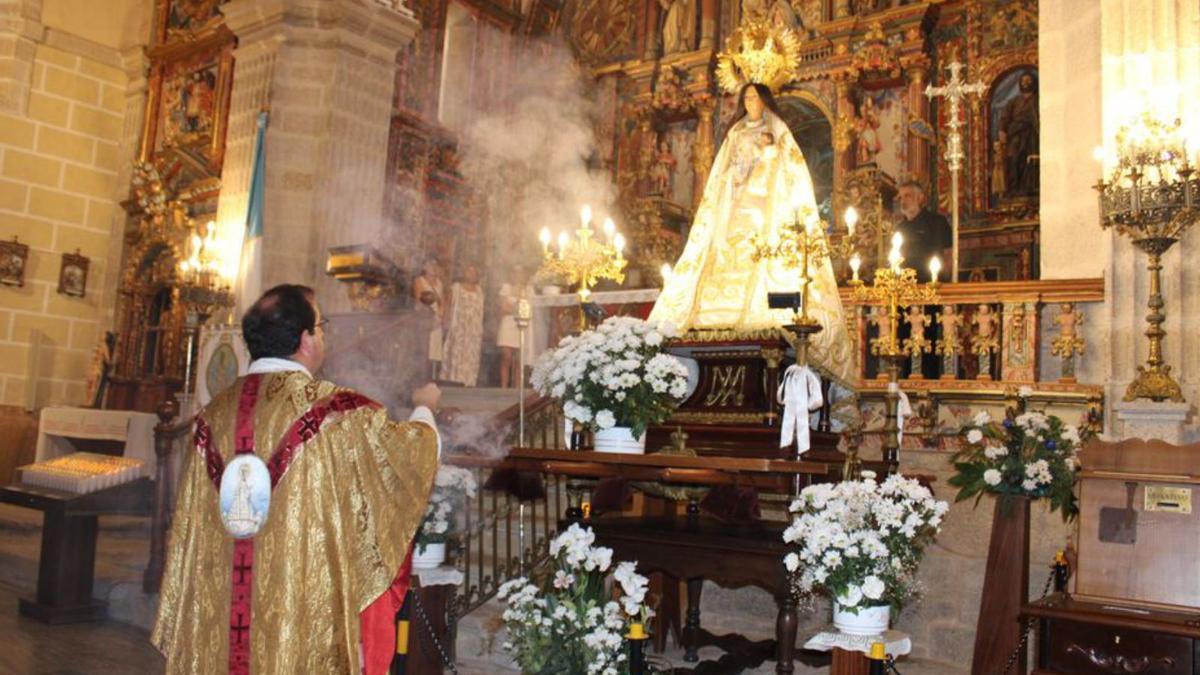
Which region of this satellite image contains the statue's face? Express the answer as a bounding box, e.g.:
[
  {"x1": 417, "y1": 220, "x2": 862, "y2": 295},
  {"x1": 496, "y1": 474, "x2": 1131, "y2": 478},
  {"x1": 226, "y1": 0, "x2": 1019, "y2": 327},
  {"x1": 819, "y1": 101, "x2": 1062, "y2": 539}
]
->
[
  {"x1": 744, "y1": 86, "x2": 765, "y2": 121},
  {"x1": 1019, "y1": 73, "x2": 1034, "y2": 93},
  {"x1": 463, "y1": 265, "x2": 480, "y2": 284}
]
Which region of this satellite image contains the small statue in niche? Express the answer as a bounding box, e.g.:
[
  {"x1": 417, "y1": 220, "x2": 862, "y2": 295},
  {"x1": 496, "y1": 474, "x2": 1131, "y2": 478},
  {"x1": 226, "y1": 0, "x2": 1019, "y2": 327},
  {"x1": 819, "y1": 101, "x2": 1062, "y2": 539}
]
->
[
  {"x1": 854, "y1": 96, "x2": 882, "y2": 167},
  {"x1": 1050, "y1": 303, "x2": 1085, "y2": 382},
  {"x1": 659, "y1": 0, "x2": 696, "y2": 55},
  {"x1": 651, "y1": 140, "x2": 677, "y2": 196}
]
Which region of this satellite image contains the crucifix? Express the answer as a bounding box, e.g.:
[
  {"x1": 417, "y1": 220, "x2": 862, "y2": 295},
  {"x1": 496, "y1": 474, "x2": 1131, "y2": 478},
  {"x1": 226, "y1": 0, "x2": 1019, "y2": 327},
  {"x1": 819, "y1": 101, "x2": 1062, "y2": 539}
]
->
[{"x1": 925, "y1": 60, "x2": 985, "y2": 280}]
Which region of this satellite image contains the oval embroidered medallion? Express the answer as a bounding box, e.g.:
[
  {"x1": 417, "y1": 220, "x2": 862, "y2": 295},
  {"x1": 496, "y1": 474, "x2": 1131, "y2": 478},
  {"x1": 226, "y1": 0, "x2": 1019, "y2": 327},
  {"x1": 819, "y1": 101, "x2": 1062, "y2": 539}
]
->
[{"x1": 219, "y1": 454, "x2": 271, "y2": 538}]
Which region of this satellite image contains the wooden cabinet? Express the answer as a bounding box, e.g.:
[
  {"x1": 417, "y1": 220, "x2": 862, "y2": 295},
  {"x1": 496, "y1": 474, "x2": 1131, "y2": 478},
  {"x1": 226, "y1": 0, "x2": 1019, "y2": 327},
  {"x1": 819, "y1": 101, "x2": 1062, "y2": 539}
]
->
[{"x1": 1024, "y1": 594, "x2": 1200, "y2": 675}]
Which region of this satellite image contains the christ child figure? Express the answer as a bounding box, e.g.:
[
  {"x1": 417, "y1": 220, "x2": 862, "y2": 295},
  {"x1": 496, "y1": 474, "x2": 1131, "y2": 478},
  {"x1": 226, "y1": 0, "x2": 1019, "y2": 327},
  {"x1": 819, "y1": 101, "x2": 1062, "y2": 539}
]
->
[
  {"x1": 652, "y1": 140, "x2": 676, "y2": 195},
  {"x1": 869, "y1": 305, "x2": 893, "y2": 355}
]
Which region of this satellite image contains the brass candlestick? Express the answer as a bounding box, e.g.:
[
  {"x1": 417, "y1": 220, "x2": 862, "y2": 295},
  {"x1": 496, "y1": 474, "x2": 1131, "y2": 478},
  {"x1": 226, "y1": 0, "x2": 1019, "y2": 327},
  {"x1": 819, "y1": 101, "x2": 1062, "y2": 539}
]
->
[
  {"x1": 848, "y1": 234, "x2": 940, "y2": 472},
  {"x1": 1095, "y1": 114, "x2": 1199, "y2": 402}
]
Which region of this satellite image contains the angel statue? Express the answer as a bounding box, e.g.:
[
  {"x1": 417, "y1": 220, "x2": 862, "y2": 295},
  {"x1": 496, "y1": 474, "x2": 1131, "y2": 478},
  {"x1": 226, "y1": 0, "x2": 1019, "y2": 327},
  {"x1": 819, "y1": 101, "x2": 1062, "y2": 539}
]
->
[{"x1": 649, "y1": 20, "x2": 853, "y2": 385}]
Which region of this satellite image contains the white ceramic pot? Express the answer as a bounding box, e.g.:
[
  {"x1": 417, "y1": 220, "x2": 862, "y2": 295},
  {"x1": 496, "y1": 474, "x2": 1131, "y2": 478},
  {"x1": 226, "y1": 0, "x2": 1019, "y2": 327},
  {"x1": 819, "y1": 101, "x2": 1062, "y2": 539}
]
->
[
  {"x1": 832, "y1": 601, "x2": 890, "y2": 636},
  {"x1": 593, "y1": 426, "x2": 647, "y2": 454},
  {"x1": 413, "y1": 541, "x2": 446, "y2": 569}
]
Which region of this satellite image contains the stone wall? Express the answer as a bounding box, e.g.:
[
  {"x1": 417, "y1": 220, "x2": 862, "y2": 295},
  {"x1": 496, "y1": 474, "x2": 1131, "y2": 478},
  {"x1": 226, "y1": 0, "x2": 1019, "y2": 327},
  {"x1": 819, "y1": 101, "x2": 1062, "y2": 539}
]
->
[{"x1": 0, "y1": 12, "x2": 144, "y2": 408}]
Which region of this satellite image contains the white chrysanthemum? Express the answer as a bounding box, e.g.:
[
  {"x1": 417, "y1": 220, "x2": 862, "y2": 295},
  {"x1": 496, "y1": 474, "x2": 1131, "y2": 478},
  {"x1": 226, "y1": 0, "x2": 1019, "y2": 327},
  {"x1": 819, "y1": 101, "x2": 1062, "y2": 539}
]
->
[
  {"x1": 966, "y1": 429, "x2": 983, "y2": 444},
  {"x1": 861, "y1": 575, "x2": 885, "y2": 600},
  {"x1": 595, "y1": 410, "x2": 616, "y2": 429},
  {"x1": 983, "y1": 469, "x2": 1003, "y2": 486}
]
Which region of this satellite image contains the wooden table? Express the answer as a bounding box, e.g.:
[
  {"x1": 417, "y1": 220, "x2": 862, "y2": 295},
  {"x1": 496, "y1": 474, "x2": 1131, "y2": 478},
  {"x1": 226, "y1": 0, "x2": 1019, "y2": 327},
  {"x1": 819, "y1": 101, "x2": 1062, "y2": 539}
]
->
[
  {"x1": 502, "y1": 448, "x2": 838, "y2": 674},
  {"x1": 0, "y1": 479, "x2": 152, "y2": 623}
]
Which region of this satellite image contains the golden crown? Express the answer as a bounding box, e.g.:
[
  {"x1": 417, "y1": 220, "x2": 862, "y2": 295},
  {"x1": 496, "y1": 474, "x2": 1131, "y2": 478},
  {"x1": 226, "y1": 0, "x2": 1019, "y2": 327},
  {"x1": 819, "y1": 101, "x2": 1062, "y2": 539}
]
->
[{"x1": 716, "y1": 20, "x2": 801, "y2": 95}]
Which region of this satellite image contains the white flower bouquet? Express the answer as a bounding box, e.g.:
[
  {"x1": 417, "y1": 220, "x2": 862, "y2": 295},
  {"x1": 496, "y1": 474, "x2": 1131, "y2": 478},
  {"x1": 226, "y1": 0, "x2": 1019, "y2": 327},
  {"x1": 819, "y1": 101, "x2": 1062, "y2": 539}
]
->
[
  {"x1": 950, "y1": 407, "x2": 1088, "y2": 520},
  {"x1": 416, "y1": 465, "x2": 478, "y2": 551},
  {"x1": 531, "y1": 317, "x2": 690, "y2": 438},
  {"x1": 783, "y1": 472, "x2": 948, "y2": 613},
  {"x1": 498, "y1": 523, "x2": 652, "y2": 675}
]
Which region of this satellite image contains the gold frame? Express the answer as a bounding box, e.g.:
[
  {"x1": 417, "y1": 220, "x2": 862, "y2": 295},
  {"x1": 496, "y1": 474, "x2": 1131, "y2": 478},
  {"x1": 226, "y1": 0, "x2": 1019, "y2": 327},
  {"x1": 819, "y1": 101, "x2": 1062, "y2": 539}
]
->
[{"x1": 0, "y1": 236, "x2": 29, "y2": 287}]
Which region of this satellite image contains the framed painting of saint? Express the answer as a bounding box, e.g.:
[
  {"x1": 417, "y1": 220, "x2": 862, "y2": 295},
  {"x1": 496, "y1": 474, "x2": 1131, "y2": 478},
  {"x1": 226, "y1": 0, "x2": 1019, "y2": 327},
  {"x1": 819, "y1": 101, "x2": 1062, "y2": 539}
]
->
[
  {"x1": 988, "y1": 67, "x2": 1039, "y2": 208},
  {"x1": 58, "y1": 249, "x2": 89, "y2": 298},
  {"x1": 153, "y1": 0, "x2": 224, "y2": 46},
  {"x1": 0, "y1": 236, "x2": 28, "y2": 287}
]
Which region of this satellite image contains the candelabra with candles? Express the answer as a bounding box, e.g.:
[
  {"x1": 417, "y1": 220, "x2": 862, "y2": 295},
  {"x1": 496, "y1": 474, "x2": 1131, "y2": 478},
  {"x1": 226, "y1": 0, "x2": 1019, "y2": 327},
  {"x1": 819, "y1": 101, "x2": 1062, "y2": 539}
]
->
[
  {"x1": 538, "y1": 206, "x2": 628, "y2": 331},
  {"x1": 176, "y1": 222, "x2": 233, "y2": 403},
  {"x1": 1094, "y1": 113, "x2": 1200, "y2": 403},
  {"x1": 847, "y1": 231, "x2": 941, "y2": 472}
]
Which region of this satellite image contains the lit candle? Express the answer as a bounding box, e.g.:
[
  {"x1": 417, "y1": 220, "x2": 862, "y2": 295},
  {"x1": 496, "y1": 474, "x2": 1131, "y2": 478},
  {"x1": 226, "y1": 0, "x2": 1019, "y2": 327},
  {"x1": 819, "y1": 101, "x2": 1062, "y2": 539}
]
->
[
  {"x1": 1092, "y1": 145, "x2": 1106, "y2": 164},
  {"x1": 539, "y1": 227, "x2": 551, "y2": 255},
  {"x1": 804, "y1": 215, "x2": 816, "y2": 236},
  {"x1": 580, "y1": 205, "x2": 592, "y2": 230},
  {"x1": 557, "y1": 231, "x2": 569, "y2": 258},
  {"x1": 849, "y1": 253, "x2": 861, "y2": 282},
  {"x1": 844, "y1": 206, "x2": 858, "y2": 238},
  {"x1": 929, "y1": 255, "x2": 941, "y2": 283},
  {"x1": 602, "y1": 218, "x2": 615, "y2": 240},
  {"x1": 660, "y1": 263, "x2": 672, "y2": 281},
  {"x1": 888, "y1": 249, "x2": 901, "y2": 271},
  {"x1": 613, "y1": 232, "x2": 626, "y2": 258}
]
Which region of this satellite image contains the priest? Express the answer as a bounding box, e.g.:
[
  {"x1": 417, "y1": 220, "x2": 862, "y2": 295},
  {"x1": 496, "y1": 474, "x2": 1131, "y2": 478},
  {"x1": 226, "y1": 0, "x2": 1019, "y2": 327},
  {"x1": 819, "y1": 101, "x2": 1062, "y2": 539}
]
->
[{"x1": 152, "y1": 284, "x2": 441, "y2": 675}]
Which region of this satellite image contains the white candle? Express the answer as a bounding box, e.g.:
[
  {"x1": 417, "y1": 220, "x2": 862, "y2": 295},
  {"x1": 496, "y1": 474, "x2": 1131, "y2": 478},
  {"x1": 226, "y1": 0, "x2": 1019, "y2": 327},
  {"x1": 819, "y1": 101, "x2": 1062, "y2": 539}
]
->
[
  {"x1": 844, "y1": 206, "x2": 859, "y2": 238},
  {"x1": 539, "y1": 227, "x2": 551, "y2": 254},
  {"x1": 849, "y1": 253, "x2": 861, "y2": 282},
  {"x1": 580, "y1": 205, "x2": 592, "y2": 229},
  {"x1": 660, "y1": 263, "x2": 672, "y2": 281},
  {"x1": 557, "y1": 231, "x2": 569, "y2": 257},
  {"x1": 929, "y1": 256, "x2": 941, "y2": 282},
  {"x1": 602, "y1": 218, "x2": 615, "y2": 240},
  {"x1": 613, "y1": 232, "x2": 626, "y2": 257}
]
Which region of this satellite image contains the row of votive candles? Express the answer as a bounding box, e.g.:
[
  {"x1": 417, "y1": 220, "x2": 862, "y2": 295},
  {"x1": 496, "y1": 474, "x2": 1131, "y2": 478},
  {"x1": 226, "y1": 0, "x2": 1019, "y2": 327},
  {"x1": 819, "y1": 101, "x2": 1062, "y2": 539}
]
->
[{"x1": 19, "y1": 452, "x2": 146, "y2": 494}]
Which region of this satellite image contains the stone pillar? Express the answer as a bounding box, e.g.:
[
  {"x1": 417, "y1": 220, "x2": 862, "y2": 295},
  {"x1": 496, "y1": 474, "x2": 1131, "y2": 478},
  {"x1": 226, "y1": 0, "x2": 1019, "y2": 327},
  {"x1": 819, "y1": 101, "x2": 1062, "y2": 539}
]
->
[
  {"x1": 699, "y1": 0, "x2": 717, "y2": 50},
  {"x1": 0, "y1": 0, "x2": 42, "y2": 114},
  {"x1": 220, "y1": 0, "x2": 419, "y2": 315}
]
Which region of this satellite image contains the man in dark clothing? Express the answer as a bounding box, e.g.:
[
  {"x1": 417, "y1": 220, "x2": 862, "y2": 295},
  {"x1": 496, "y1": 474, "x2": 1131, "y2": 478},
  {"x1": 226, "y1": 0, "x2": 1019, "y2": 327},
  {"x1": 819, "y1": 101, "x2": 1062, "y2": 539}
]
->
[{"x1": 896, "y1": 179, "x2": 952, "y2": 283}]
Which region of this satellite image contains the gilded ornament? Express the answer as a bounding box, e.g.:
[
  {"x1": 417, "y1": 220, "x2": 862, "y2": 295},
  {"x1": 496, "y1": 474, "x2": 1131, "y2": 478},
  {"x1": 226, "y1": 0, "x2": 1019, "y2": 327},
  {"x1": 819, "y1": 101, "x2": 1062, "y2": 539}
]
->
[{"x1": 715, "y1": 20, "x2": 802, "y2": 94}]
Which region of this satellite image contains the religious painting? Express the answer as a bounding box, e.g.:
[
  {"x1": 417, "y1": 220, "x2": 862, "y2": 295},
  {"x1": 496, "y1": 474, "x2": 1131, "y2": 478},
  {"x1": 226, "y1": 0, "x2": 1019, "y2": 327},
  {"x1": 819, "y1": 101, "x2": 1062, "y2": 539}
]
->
[
  {"x1": 148, "y1": 43, "x2": 233, "y2": 170},
  {"x1": 0, "y1": 236, "x2": 28, "y2": 287},
  {"x1": 163, "y1": 0, "x2": 223, "y2": 42},
  {"x1": 219, "y1": 454, "x2": 271, "y2": 538},
  {"x1": 57, "y1": 250, "x2": 89, "y2": 298},
  {"x1": 777, "y1": 95, "x2": 834, "y2": 221},
  {"x1": 977, "y1": 0, "x2": 1037, "y2": 52},
  {"x1": 988, "y1": 67, "x2": 1039, "y2": 207}
]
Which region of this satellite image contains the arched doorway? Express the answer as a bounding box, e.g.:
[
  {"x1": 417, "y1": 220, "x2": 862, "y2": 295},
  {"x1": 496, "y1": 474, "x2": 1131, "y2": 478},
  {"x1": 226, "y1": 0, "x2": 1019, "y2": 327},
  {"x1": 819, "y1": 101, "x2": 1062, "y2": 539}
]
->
[{"x1": 777, "y1": 95, "x2": 834, "y2": 223}]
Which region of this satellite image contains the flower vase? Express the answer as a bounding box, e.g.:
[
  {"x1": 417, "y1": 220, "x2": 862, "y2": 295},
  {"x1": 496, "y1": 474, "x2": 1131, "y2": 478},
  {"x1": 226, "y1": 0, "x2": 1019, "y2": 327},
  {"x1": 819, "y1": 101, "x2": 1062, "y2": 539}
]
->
[
  {"x1": 413, "y1": 541, "x2": 446, "y2": 569},
  {"x1": 832, "y1": 601, "x2": 891, "y2": 636},
  {"x1": 593, "y1": 426, "x2": 646, "y2": 454}
]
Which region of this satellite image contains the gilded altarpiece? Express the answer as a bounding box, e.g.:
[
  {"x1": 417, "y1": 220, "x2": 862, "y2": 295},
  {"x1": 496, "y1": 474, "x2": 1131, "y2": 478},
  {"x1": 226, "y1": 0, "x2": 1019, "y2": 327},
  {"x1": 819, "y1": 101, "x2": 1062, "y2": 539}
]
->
[{"x1": 111, "y1": 0, "x2": 234, "y2": 412}]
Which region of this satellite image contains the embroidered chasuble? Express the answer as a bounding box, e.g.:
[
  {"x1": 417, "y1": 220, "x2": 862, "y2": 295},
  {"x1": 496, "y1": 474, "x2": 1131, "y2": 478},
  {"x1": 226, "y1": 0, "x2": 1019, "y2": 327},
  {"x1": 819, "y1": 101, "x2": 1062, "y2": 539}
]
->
[{"x1": 152, "y1": 371, "x2": 438, "y2": 674}]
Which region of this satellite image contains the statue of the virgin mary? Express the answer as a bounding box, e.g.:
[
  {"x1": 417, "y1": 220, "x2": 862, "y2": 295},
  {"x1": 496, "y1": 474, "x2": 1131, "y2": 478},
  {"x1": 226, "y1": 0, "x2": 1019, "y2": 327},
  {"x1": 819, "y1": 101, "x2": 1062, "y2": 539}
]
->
[{"x1": 649, "y1": 23, "x2": 854, "y2": 384}]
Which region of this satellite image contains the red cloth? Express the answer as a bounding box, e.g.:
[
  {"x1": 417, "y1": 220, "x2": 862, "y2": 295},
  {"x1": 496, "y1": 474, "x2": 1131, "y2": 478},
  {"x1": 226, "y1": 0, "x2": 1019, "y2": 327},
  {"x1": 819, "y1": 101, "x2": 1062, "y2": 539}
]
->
[{"x1": 360, "y1": 547, "x2": 415, "y2": 675}]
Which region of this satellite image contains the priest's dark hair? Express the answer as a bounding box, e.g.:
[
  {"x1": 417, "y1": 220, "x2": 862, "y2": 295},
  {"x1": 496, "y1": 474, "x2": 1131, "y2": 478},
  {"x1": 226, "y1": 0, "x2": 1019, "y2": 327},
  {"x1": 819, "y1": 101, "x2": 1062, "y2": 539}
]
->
[
  {"x1": 242, "y1": 284, "x2": 317, "y2": 360},
  {"x1": 729, "y1": 83, "x2": 785, "y2": 129}
]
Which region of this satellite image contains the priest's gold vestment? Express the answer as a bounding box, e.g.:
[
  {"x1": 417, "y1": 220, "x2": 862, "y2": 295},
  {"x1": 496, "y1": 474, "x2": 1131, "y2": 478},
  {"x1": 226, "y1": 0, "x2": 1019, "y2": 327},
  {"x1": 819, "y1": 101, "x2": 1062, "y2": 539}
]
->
[{"x1": 152, "y1": 371, "x2": 438, "y2": 674}]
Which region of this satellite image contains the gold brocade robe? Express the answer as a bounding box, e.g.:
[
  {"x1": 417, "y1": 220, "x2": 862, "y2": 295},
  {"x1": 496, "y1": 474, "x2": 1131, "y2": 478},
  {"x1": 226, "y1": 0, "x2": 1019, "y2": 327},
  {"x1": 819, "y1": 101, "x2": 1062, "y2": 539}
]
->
[
  {"x1": 152, "y1": 371, "x2": 438, "y2": 674},
  {"x1": 649, "y1": 110, "x2": 854, "y2": 385}
]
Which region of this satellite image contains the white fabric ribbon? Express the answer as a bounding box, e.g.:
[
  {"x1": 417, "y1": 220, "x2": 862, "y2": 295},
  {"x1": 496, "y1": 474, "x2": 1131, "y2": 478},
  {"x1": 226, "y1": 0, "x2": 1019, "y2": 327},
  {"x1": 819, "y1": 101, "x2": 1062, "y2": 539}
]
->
[
  {"x1": 890, "y1": 382, "x2": 912, "y2": 453},
  {"x1": 778, "y1": 364, "x2": 824, "y2": 453}
]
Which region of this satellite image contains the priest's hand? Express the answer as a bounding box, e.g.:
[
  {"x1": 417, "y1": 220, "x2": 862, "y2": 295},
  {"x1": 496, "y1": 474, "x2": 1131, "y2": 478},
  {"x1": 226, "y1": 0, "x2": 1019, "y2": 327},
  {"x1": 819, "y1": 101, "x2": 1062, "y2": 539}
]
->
[{"x1": 412, "y1": 382, "x2": 441, "y2": 412}]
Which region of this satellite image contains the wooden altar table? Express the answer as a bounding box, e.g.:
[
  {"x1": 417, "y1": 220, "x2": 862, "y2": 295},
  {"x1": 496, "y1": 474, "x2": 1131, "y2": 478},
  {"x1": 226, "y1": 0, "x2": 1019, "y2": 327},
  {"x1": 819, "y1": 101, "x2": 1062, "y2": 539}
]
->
[{"x1": 503, "y1": 447, "x2": 838, "y2": 674}]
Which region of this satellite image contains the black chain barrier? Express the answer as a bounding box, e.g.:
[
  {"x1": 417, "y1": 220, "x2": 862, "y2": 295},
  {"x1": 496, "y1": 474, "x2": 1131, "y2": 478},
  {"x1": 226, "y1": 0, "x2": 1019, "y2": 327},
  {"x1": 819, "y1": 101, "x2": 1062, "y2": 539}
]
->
[{"x1": 411, "y1": 590, "x2": 462, "y2": 675}]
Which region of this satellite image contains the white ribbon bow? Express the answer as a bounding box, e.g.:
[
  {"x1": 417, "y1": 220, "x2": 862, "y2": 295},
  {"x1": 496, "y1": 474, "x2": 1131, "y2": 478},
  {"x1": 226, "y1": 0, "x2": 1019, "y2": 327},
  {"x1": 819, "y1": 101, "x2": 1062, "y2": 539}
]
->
[{"x1": 778, "y1": 364, "x2": 824, "y2": 454}]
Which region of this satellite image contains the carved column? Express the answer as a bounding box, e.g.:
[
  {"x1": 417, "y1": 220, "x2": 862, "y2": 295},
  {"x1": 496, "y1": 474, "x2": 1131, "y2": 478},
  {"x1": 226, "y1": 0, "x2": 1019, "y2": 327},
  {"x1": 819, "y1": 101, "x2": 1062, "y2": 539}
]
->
[
  {"x1": 643, "y1": 0, "x2": 661, "y2": 60},
  {"x1": 906, "y1": 64, "x2": 930, "y2": 185},
  {"x1": 221, "y1": 0, "x2": 419, "y2": 315},
  {"x1": 0, "y1": 0, "x2": 41, "y2": 114},
  {"x1": 1000, "y1": 301, "x2": 1038, "y2": 383},
  {"x1": 831, "y1": 78, "x2": 854, "y2": 213},
  {"x1": 699, "y1": 0, "x2": 718, "y2": 49},
  {"x1": 691, "y1": 98, "x2": 715, "y2": 210}
]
